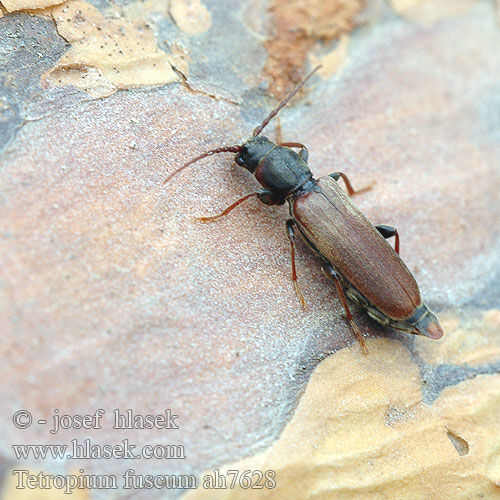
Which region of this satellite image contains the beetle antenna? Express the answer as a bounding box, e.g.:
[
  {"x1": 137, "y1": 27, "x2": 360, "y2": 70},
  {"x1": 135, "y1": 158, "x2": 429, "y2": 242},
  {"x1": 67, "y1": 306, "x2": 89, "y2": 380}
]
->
[
  {"x1": 253, "y1": 65, "x2": 322, "y2": 137},
  {"x1": 163, "y1": 145, "x2": 242, "y2": 184}
]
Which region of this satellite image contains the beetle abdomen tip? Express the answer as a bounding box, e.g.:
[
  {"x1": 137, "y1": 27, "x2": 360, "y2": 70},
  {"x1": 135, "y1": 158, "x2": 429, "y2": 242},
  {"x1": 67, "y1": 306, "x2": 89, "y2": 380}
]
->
[
  {"x1": 423, "y1": 319, "x2": 444, "y2": 339},
  {"x1": 413, "y1": 307, "x2": 444, "y2": 339}
]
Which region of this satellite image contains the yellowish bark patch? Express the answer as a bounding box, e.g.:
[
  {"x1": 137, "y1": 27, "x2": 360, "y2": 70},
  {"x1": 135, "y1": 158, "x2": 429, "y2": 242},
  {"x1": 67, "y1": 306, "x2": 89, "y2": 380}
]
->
[
  {"x1": 310, "y1": 34, "x2": 350, "y2": 79},
  {"x1": 0, "y1": 0, "x2": 62, "y2": 12},
  {"x1": 389, "y1": 0, "x2": 479, "y2": 24},
  {"x1": 41, "y1": 0, "x2": 179, "y2": 97},
  {"x1": 184, "y1": 338, "x2": 500, "y2": 500},
  {"x1": 169, "y1": 0, "x2": 211, "y2": 35}
]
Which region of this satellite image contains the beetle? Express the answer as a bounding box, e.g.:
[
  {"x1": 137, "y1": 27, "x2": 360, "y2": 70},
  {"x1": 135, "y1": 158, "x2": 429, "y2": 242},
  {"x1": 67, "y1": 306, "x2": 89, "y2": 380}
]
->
[{"x1": 164, "y1": 66, "x2": 444, "y2": 353}]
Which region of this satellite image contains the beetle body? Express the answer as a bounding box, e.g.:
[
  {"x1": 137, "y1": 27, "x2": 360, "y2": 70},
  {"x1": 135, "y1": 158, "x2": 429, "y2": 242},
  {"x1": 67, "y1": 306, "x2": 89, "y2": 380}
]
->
[
  {"x1": 165, "y1": 67, "x2": 444, "y2": 349},
  {"x1": 236, "y1": 135, "x2": 443, "y2": 340}
]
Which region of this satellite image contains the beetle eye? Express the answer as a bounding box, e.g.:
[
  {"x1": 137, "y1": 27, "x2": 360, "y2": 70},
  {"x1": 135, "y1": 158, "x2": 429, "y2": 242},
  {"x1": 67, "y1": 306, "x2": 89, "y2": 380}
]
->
[{"x1": 235, "y1": 146, "x2": 247, "y2": 166}]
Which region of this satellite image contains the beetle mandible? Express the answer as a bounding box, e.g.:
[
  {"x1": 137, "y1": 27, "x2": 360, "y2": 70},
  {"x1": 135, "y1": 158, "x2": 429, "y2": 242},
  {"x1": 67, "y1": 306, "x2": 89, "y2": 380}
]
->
[{"x1": 164, "y1": 66, "x2": 444, "y2": 353}]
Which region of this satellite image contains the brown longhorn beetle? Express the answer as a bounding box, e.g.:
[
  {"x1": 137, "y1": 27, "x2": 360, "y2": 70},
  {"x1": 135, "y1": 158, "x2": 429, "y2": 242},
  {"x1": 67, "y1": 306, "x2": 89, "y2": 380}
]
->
[{"x1": 164, "y1": 66, "x2": 444, "y2": 353}]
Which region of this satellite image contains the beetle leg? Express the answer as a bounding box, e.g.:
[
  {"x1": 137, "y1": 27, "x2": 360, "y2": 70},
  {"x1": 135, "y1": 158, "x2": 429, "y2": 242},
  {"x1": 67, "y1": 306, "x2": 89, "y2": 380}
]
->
[
  {"x1": 280, "y1": 142, "x2": 309, "y2": 163},
  {"x1": 197, "y1": 189, "x2": 278, "y2": 222},
  {"x1": 275, "y1": 117, "x2": 283, "y2": 144},
  {"x1": 375, "y1": 224, "x2": 400, "y2": 254},
  {"x1": 286, "y1": 220, "x2": 309, "y2": 311},
  {"x1": 329, "y1": 171, "x2": 371, "y2": 196},
  {"x1": 322, "y1": 263, "x2": 368, "y2": 354}
]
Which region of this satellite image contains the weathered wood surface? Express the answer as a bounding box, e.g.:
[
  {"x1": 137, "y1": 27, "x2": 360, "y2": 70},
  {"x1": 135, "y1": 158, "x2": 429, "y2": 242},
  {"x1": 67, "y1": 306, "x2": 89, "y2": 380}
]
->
[{"x1": 1, "y1": 1, "x2": 499, "y2": 499}]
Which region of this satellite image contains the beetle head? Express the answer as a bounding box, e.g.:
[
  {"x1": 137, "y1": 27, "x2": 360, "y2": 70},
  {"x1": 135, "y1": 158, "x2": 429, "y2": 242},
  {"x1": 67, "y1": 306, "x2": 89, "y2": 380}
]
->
[{"x1": 235, "y1": 136, "x2": 275, "y2": 173}]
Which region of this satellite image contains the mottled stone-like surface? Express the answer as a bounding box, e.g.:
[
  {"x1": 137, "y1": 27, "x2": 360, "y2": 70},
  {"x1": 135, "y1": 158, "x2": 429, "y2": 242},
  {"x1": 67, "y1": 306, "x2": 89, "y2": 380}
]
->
[{"x1": 1, "y1": 1, "x2": 499, "y2": 499}]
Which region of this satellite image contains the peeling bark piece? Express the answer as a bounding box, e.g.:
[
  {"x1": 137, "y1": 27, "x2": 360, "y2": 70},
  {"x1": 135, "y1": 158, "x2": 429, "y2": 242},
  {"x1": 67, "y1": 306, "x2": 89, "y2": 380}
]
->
[
  {"x1": 0, "y1": 0, "x2": 63, "y2": 12},
  {"x1": 43, "y1": 0, "x2": 179, "y2": 95},
  {"x1": 44, "y1": 65, "x2": 116, "y2": 98}
]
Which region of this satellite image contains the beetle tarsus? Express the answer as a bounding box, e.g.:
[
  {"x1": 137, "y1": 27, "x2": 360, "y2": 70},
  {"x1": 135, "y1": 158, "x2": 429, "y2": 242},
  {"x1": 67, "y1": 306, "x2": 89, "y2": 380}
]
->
[
  {"x1": 329, "y1": 171, "x2": 372, "y2": 197},
  {"x1": 348, "y1": 318, "x2": 368, "y2": 355}
]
